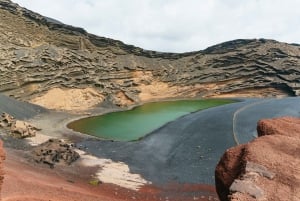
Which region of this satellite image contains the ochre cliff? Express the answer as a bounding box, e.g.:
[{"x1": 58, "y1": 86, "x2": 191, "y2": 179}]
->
[
  {"x1": 1, "y1": 1, "x2": 300, "y2": 110},
  {"x1": 215, "y1": 117, "x2": 300, "y2": 201}
]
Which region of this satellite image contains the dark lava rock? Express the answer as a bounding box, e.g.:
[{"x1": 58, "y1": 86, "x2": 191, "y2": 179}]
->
[{"x1": 32, "y1": 139, "x2": 80, "y2": 168}]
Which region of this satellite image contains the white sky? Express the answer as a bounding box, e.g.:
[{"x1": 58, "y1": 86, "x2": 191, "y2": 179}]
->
[{"x1": 12, "y1": 0, "x2": 300, "y2": 53}]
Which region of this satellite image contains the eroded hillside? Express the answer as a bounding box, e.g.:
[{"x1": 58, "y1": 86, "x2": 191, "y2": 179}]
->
[{"x1": 1, "y1": 0, "x2": 300, "y2": 110}]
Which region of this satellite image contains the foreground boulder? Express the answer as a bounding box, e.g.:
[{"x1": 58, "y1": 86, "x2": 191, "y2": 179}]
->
[
  {"x1": 32, "y1": 139, "x2": 80, "y2": 168},
  {"x1": 215, "y1": 116, "x2": 300, "y2": 201}
]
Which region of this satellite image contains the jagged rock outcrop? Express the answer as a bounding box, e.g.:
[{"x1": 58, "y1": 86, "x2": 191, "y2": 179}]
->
[
  {"x1": 0, "y1": 112, "x2": 39, "y2": 138},
  {"x1": 32, "y1": 139, "x2": 80, "y2": 168},
  {"x1": 215, "y1": 117, "x2": 300, "y2": 201},
  {"x1": 1, "y1": 1, "x2": 300, "y2": 110}
]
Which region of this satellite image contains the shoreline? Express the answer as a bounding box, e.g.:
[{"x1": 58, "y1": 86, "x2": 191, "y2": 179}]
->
[
  {"x1": 0, "y1": 96, "x2": 244, "y2": 200},
  {"x1": 2, "y1": 95, "x2": 299, "y2": 200},
  {"x1": 64, "y1": 97, "x2": 243, "y2": 142}
]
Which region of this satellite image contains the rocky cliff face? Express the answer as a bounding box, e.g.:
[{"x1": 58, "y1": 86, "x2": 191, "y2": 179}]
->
[
  {"x1": 215, "y1": 117, "x2": 300, "y2": 201},
  {"x1": 1, "y1": 0, "x2": 300, "y2": 109}
]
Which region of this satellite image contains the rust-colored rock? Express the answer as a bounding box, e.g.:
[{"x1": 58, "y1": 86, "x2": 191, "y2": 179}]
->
[
  {"x1": 216, "y1": 117, "x2": 300, "y2": 201},
  {"x1": 257, "y1": 116, "x2": 300, "y2": 138},
  {"x1": 215, "y1": 144, "x2": 245, "y2": 201}
]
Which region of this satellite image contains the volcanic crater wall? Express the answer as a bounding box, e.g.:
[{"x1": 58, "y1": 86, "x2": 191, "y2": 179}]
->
[{"x1": 1, "y1": 0, "x2": 300, "y2": 109}]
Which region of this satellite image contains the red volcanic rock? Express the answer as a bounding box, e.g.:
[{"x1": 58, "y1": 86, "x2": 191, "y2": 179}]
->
[
  {"x1": 257, "y1": 116, "x2": 300, "y2": 138},
  {"x1": 216, "y1": 117, "x2": 300, "y2": 201},
  {"x1": 215, "y1": 144, "x2": 245, "y2": 201},
  {"x1": 0, "y1": 140, "x2": 6, "y2": 200}
]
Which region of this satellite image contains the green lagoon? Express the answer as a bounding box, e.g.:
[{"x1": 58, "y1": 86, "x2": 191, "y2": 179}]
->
[{"x1": 68, "y1": 99, "x2": 234, "y2": 141}]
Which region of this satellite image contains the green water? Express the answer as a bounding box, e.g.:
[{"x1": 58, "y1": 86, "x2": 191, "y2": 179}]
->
[{"x1": 68, "y1": 99, "x2": 234, "y2": 141}]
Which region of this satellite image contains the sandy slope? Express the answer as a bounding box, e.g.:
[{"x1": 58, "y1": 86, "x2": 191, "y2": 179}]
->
[{"x1": 30, "y1": 88, "x2": 104, "y2": 111}]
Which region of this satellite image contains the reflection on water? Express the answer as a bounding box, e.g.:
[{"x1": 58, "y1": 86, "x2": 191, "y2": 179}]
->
[{"x1": 68, "y1": 99, "x2": 234, "y2": 141}]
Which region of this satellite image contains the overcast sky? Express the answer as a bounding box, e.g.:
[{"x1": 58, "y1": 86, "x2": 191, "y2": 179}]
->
[{"x1": 12, "y1": 0, "x2": 300, "y2": 53}]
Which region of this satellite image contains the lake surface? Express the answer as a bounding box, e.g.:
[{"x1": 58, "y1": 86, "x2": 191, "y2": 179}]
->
[{"x1": 68, "y1": 99, "x2": 234, "y2": 141}]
